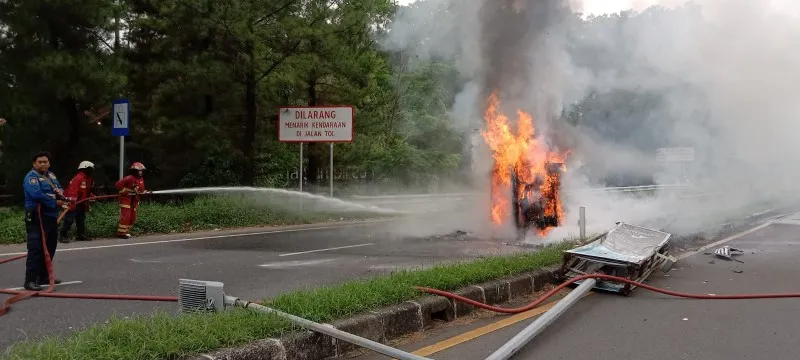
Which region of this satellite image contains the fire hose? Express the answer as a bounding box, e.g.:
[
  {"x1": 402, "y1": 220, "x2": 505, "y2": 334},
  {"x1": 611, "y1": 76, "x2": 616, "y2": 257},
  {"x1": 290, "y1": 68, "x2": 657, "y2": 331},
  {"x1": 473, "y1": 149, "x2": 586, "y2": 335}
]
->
[
  {"x1": 417, "y1": 273, "x2": 800, "y2": 315},
  {"x1": 0, "y1": 194, "x2": 178, "y2": 316}
]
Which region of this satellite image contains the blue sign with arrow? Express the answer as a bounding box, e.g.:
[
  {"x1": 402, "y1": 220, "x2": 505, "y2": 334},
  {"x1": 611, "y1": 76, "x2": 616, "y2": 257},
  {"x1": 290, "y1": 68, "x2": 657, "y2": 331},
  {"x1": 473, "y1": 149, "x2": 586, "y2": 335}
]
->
[{"x1": 111, "y1": 98, "x2": 130, "y2": 137}]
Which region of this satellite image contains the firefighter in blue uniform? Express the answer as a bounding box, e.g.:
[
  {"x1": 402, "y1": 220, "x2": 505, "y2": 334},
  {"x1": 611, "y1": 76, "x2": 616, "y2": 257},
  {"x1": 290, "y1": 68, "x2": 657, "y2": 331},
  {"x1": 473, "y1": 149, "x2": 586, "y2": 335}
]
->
[{"x1": 22, "y1": 151, "x2": 66, "y2": 291}]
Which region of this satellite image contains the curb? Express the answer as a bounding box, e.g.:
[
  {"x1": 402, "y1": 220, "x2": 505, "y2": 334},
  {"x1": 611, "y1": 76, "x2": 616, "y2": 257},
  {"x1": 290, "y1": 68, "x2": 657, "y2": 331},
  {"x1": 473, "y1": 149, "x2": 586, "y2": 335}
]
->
[{"x1": 181, "y1": 266, "x2": 560, "y2": 360}]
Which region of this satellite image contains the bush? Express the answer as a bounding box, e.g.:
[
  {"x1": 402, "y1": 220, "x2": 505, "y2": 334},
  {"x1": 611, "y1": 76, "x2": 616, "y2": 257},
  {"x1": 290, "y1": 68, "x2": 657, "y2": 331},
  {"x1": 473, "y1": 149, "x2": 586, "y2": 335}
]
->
[{"x1": 0, "y1": 196, "x2": 380, "y2": 245}]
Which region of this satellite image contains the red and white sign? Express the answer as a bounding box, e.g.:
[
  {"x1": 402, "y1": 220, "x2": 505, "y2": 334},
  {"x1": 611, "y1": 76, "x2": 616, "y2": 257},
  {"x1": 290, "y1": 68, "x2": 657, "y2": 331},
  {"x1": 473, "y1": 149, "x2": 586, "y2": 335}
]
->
[{"x1": 278, "y1": 106, "x2": 354, "y2": 142}]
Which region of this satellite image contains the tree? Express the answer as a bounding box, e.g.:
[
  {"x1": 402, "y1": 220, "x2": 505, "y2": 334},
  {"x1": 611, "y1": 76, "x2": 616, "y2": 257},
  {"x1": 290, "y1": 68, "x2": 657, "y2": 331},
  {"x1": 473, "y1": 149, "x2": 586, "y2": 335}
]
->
[{"x1": 0, "y1": 0, "x2": 126, "y2": 186}]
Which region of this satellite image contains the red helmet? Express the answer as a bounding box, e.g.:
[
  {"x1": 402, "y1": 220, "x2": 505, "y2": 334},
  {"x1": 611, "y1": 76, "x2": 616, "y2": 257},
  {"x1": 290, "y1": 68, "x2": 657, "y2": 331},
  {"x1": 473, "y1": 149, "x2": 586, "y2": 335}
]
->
[{"x1": 130, "y1": 162, "x2": 146, "y2": 170}]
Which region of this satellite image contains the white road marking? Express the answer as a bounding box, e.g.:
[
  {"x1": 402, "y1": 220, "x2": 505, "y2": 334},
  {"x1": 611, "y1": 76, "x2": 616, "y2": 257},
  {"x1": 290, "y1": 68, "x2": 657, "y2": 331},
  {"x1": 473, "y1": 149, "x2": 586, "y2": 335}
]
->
[
  {"x1": 0, "y1": 222, "x2": 387, "y2": 257},
  {"x1": 772, "y1": 219, "x2": 800, "y2": 226},
  {"x1": 130, "y1": 258, "x2": 165, "y2": 264},
  {"x1": 5, "y1": 280, "x2": 83, "y2": 291},
  {"x1": 258, "y1": 258, "x2": 341, "y2": 268},
  {"x1": 278, "y1": 243, "x2": 374, "y2": 257},
  {"x1": 676, "y1": 217, "x2": 788, "y2": 260}
]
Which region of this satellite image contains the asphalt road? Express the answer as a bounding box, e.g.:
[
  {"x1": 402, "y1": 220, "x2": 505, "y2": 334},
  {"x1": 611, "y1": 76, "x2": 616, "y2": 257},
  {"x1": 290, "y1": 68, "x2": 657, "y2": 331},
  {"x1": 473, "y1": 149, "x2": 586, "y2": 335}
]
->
[
  {"x1": 0, "y1": 192, "x2": 787, "y2": 352},
  {"x1": 354, "y1": 212, "x2": 800, "y2": 360},
  {"x1": 0, "y1": 201, "x2": 517, "y2": 351}
]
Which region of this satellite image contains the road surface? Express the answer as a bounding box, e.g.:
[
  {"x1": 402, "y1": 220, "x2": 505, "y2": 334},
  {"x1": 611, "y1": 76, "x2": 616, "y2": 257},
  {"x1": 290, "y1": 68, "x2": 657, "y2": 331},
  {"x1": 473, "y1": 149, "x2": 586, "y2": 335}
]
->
[
  {"x1": 0, "y1": 206, "x2": 514, "y2": 351},
  {"x1": 353, "y1": 212, "x2": 800, "y2": 360},
  {"x1": 0, "y1": 193, "x2": 786, "y2": 352}
]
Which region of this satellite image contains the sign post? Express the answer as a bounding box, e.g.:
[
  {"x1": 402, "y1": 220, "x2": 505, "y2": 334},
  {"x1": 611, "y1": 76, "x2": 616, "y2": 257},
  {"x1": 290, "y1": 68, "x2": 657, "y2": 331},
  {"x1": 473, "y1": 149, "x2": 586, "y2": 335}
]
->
[
  {"x1": 278, "y1": 106, "x2": 354, "y2": 197},
  {"x1": 112, "y1": 98, "x2": 130, "y2": 180},
  {"x1": 299, "y1": 142, "x2": 303, "y2": 192}
]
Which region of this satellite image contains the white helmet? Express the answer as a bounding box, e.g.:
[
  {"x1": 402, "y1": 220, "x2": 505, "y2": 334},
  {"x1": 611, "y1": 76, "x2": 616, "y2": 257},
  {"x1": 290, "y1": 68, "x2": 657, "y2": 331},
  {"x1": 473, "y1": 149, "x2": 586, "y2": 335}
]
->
[{"x1": 78, "y1": 161, "x2": 95, "y2": 169}]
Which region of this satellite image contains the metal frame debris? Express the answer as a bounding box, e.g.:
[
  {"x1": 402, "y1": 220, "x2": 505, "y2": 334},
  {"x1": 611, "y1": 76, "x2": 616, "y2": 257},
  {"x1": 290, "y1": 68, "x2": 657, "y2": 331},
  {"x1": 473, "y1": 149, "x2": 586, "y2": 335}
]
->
[{"x1": 559, "y1": 222, "x2": 677, "y2": 294}]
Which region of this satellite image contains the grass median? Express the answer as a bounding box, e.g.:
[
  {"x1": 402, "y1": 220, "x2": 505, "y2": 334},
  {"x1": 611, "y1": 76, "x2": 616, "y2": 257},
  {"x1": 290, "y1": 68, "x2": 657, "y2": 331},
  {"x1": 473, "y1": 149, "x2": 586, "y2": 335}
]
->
[
  {"x1": 1, "y1": 240, "x2": 577, "y2": 360},
  {"x1": 0, "y1": 195, "x2": 386, "y2": 245}
]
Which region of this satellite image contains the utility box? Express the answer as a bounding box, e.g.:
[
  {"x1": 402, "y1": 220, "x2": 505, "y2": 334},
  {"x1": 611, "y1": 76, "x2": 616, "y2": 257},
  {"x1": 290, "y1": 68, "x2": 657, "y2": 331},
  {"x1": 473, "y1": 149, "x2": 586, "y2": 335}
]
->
[{"x1": 178, "y1": 279, "x2": 226, "y2": 313}]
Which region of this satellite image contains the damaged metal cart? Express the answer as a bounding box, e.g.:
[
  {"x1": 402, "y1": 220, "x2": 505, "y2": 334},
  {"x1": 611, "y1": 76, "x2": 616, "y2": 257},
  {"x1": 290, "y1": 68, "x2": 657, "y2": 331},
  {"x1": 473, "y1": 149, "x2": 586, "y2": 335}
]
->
[{"x1": 558, "y1": 222, "x2": 678, "y2": 295}]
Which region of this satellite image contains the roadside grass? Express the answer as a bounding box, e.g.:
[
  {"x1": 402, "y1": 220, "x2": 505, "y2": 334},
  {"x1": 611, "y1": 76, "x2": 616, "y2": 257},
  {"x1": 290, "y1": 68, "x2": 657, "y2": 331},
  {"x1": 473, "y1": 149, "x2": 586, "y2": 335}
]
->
[
  {"x1": 0, "y1": 195, "x2": 387, "y2": 245},
  {"x1": 2, "y1": 240, "x2": 577, "y2": 360}
]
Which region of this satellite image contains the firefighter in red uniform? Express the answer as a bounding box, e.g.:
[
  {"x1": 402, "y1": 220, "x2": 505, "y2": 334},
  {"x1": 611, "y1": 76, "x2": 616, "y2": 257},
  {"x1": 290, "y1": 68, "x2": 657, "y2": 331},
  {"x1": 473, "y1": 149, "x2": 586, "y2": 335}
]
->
[
  {"x1": 114, "y1": 162, "x2": 150, "y2": 239},
  {"x1": 59, "y1": 161, "x2": 96, "y2": 243}
]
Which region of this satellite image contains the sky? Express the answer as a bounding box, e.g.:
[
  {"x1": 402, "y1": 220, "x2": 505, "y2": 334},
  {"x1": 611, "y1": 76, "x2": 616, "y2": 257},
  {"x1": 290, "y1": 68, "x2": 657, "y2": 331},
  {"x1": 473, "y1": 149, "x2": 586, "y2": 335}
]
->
[
  {"x1": 394, "y1": 0, "x2": 800, "y2": 17},
  {"x1": 392, "y1": 0, "x2": 672, "y2": 16}
]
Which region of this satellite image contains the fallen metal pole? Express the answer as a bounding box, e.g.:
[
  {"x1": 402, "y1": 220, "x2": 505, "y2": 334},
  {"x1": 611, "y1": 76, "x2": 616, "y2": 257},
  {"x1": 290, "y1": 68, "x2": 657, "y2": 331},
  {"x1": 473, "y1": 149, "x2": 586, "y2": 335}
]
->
[
  {"x1": 484, "y1": 278, "x2": 597, "y2": 360},
  {"x1": 227, "y1": 297, "x2": 432, "y2": 360}
]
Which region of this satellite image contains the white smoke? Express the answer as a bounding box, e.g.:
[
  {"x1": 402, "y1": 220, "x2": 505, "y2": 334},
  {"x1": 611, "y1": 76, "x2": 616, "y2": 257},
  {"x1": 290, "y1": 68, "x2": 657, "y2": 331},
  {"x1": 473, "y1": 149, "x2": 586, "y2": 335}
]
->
[{"x1": 382, "y1": 0, "x2": 800, "y2": 241}]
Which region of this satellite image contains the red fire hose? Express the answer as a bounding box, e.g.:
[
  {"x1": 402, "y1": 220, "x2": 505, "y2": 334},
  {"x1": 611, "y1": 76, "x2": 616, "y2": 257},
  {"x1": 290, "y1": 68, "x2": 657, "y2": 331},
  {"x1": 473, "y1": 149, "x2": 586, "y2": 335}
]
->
[
  {"x1": 417, "y1": 273, "x2": 800, "y2": 315},
  {"x1": 0, "y1": 194, "x2": 177, "y2": 317}
]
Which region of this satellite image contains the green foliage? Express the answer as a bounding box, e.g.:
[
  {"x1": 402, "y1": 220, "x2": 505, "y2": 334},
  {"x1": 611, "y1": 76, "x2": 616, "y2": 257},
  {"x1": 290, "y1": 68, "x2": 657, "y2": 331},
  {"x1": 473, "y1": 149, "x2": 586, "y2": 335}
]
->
[
  {"x1": 3, "y1": 241, "x2": 576, "y2": 360},
  {"x1": 0, "y1": 0, "x2": 470, "y2": 194},
  {"x1": 2, "y1": 310, "x2": 292, "y2": 360},
  {"x1": 0, "y1": 196, "x2": 373, "y2": 245},
  {"x1": 0, "y1": 0, "x2": 127, "y2": 184}
]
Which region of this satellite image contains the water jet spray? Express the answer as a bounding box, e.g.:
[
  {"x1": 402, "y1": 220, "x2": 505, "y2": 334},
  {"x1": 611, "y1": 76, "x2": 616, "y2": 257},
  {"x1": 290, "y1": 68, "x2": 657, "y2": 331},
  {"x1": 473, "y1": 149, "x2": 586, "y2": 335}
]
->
[{"x1": 150, "y1": 186, "x2": 408, "y2": 215}]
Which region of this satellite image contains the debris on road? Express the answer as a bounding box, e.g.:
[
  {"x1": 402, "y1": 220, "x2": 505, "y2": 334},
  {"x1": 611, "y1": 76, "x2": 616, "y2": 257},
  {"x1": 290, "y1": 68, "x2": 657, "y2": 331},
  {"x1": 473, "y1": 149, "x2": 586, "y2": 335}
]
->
[{"x1": 713, "y1": 245, "x2": 745, "y2": 263}]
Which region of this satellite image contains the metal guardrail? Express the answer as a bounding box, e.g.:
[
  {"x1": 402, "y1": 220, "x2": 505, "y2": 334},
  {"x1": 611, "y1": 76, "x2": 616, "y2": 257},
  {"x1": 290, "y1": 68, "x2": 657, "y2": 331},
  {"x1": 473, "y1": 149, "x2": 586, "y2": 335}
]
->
[{"x1": 349, "y1": 184, "x2": 692, "y2": 200}]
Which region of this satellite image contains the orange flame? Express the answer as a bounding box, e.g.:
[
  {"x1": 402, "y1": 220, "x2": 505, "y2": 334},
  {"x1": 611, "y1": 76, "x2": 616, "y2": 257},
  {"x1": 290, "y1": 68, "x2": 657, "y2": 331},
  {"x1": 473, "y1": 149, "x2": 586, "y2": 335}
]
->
[{"x1": 481, "y1": 92, "x2": 570, "y2": 237}]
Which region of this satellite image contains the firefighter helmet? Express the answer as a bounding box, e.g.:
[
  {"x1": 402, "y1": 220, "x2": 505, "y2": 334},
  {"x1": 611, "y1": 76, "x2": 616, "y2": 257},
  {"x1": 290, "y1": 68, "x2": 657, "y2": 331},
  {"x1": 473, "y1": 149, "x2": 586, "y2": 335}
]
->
[
  {"x1": 78, "y1": 161, "x2": 95, "y2": 169},
  {"x1": 130, "y1": 162, "x2": 146, "y2": 170}
]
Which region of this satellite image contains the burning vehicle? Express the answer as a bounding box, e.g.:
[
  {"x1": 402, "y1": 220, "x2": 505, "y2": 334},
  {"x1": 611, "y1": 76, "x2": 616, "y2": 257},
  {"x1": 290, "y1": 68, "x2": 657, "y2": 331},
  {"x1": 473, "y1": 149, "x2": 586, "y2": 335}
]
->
[
  {"x1": 510, "y1": 161, "x2": 565, "y2": 238},
  {"x1": 482, "y1": 93, "x2": 569, "y2": 240}
]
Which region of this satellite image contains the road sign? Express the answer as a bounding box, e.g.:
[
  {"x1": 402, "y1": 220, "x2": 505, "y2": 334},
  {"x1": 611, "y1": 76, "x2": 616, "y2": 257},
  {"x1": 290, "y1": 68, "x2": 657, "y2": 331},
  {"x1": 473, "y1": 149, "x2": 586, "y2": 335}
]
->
[
  {"x1": 112, "y1": 98, "x2": 130, "y2": 137},
  {"x1": 278, "y1": 106, "x2": 354, "y2": 142},
  {"x1": 656, "y1": 147, "x2": 694, "y2": 162},
  {"x1": 279, "y1": 106, "x2": 353, "y2": 196}
]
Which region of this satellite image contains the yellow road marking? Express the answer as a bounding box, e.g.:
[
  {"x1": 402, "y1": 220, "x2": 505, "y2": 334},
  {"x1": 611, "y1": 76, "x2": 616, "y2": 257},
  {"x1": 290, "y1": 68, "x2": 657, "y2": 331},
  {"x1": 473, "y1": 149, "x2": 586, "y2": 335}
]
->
[{"x1": 408, "y1": 291, "x2": 594, "y2": 357}]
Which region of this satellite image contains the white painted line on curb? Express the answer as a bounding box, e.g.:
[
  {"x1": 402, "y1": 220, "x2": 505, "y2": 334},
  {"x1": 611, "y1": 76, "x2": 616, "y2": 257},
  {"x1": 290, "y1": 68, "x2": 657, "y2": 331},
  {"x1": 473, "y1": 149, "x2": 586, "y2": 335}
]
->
[
  {"x1": 6, "y1": 280, "x2": 83, "y2": 291},
  {"x1": 0, "y1": 222, "x2": 386, "y2": 257},
  {"x1": 278, "y1": 243, "x2": 374, "y2": 257}
]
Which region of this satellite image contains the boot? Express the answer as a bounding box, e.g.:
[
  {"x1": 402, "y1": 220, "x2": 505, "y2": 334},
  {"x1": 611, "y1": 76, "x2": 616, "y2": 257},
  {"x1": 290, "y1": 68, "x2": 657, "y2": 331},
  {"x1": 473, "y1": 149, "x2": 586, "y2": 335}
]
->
[
  {"x1": 24, "y1": 281, "x2": 43, "y2": 291},
  {"x1": 38, "y1": 272, "x2": 62, "y2": 285},
  {"x1": 75, "y1": 235, "x2": 90, "y2": 241},
  {"x1": 38, "y1": 277, "x2": 62, "y2": 286},
  {"x1": 23, "y1": 273, "x2": 43, "y2": 291}
]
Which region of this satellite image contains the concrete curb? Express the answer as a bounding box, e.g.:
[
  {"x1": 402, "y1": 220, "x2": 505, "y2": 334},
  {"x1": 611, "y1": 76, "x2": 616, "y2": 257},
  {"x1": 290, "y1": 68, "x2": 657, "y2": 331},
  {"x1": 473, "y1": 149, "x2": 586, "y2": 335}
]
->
[{"x1": 181, "y1": 266, "x2": 559, "y2": 360}]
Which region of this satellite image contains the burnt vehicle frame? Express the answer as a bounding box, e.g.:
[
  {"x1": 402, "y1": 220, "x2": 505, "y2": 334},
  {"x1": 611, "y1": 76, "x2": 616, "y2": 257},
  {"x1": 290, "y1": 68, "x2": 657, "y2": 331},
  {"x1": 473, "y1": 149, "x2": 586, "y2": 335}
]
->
[{"x1": 494, "y1": 161, "x2": 564, "y2": 240}]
